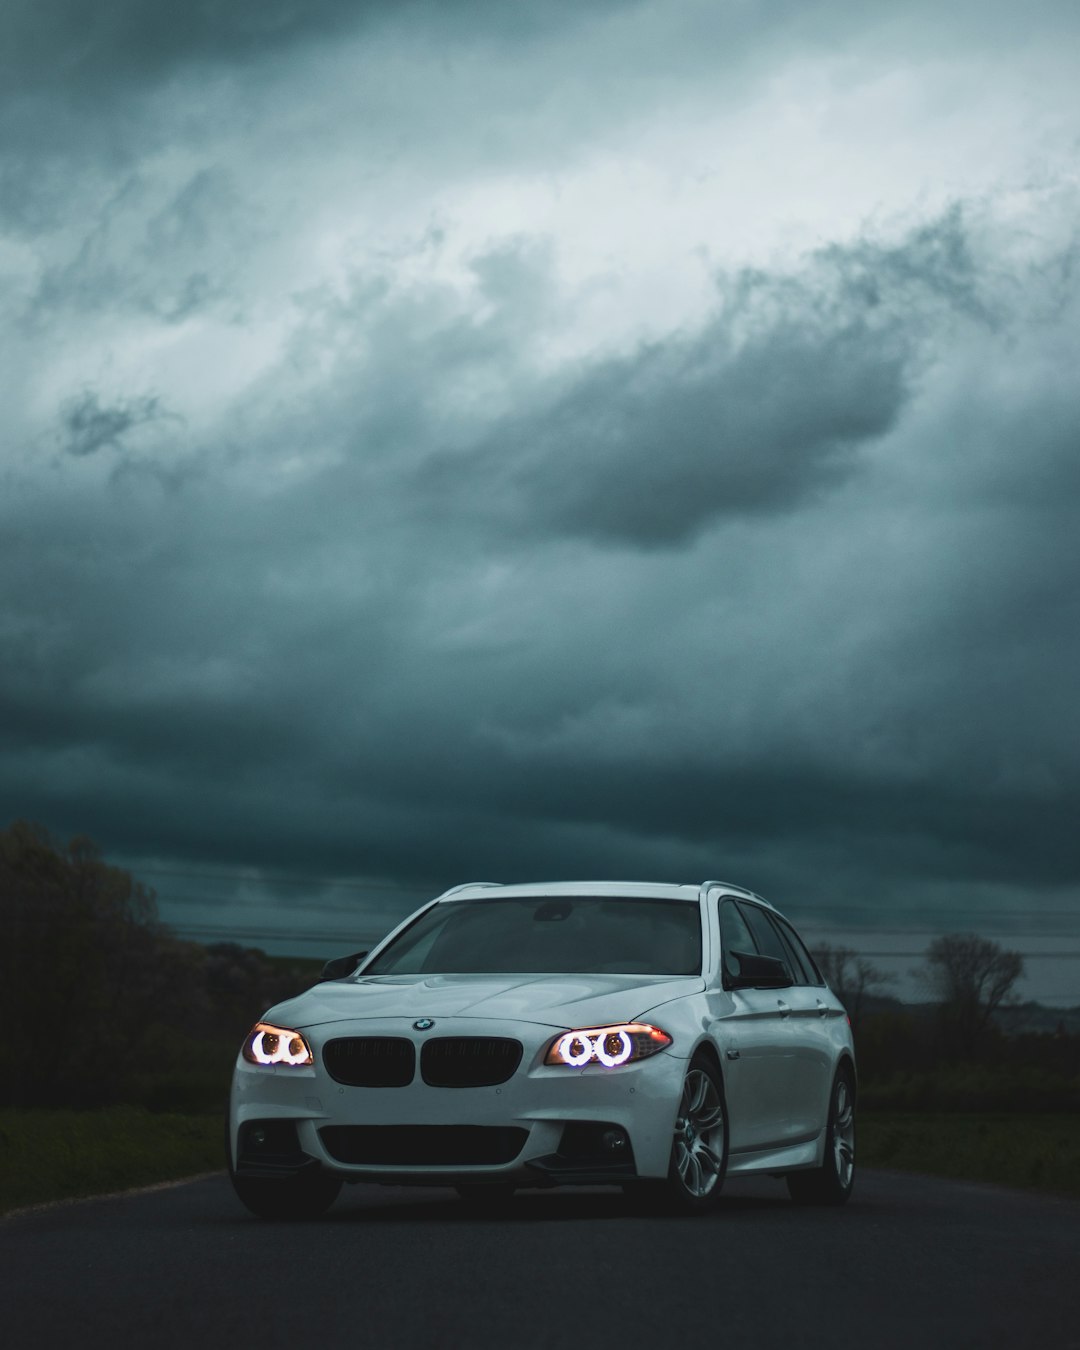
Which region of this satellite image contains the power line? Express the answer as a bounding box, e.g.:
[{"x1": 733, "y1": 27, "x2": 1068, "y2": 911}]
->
[
  {"x1": 169, "y1": 924, "x2": 373, "y2": 942},
  {"x1": 128, "y1": 869, "x2": 1080, "y2": 919},
  {"x1": 7, "y1": 910, "x2": 1078, "y2": 954},
  {"x1": 131, "y1": 867, "x2": 431, "y2": 893},
  {"x1": 152, "y1": 890, "x2": 1079, "y2": 931},
  {"x1": 826, "y1": 951, "x2": 1080, "y2": 961},
  {"x1": 153, "y1": 903, "x2": 1080, "y2": 937},
  {"x1": 154, "y1": 890, "x2": 409, "y2": 915},
  {"x1": 159, "y1": 926, "x2": 1080, "y2": 959}
]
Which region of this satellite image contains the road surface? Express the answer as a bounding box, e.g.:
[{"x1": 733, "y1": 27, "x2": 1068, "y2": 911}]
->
[{"x1": 2, "y1": 1169, "x2": 1077, "y2": 1349}]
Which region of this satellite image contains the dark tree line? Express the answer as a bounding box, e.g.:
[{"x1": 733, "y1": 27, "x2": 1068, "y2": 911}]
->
[
  {"x1": 0, "y1": 821, "x2": 316, "y2": 1109},
  {"x1": 813, "y1": 935, "x2": 1078, "y2": 1110},
  {"x1": 812, "y1": 933, "x2": 1027, "y2": 1056}
]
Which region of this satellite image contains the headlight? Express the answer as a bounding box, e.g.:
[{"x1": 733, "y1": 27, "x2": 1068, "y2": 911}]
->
[
  {"x1": 242, "y1": 1022, "x2": 314, "y2": 1067},
  {"x1": 544, "y1": 1023, "x2": 672, "y2": 1068}
]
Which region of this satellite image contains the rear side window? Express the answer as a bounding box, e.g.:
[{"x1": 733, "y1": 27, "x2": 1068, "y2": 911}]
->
[
  {"x1": 773, "y1": 915, "x2": 825, "y2": 986},
  {"x1": 737, "y1": 902, "x2": 796, "y2": 981},
  {"x1": 739, "y1": 904, "x2": 822, "y2": 986},
  {"x1": 718, "y1": 899, "x2": 757, "y2": 981}
]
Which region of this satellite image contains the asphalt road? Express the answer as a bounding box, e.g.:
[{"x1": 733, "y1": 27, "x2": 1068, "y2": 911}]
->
[{"x1": 2, "y1": 1170, "x2": 1077, "y2": 1350}]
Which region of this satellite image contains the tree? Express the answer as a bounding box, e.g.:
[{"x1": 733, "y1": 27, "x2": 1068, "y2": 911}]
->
[
  {"x1": 0, "y1": 820, "x2": 191, "y2": 1105},
  {"x1": 1, "y1": 820, "x2": 337, "y2": 1109},
  {"x1": 810, "y1": 944, "x2": 895, "y2": 1032},
  {"x1": 920, "y1": 933, "x2": 1024, "y2": 1058}
]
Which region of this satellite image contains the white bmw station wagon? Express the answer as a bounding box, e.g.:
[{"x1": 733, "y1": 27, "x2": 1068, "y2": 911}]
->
[{"x1": 228, "y1": 880, "x2": 856, "y2": 1218}]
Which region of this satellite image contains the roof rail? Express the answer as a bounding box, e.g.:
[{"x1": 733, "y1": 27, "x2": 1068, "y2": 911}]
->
[
  {"x1": 699, "y1": 878, "x2": 746, "y2": 900},
  {"x1": 437, "y1": 881, "x2": 503, "y2": 899},
  {"x1": 698, "y1": 878, "x2": 761, "y2": 902}
]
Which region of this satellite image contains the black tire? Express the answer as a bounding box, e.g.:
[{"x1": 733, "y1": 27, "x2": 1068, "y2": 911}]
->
[
  {"x1": 630, "y1": 1053, "x2": 728, "y2": 1215},
  {"x1": 229, "y1": 1167, "x2": 342, "y2": 1220},
  {"x1": 455, "y1": 1183, "x2": 517, "y2": 1212},
  {"x1": 787, "y1": 1064, "x2": 856, "y2": 1206}
]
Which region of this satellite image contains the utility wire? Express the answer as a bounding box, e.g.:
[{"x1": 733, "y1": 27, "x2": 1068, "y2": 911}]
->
[
  {"x1": 130, "y1": 869, "x2": 1080, "y2": 920},
  {"x1": 160, "y1": 924, "x2": 1080, "y2": 959}
]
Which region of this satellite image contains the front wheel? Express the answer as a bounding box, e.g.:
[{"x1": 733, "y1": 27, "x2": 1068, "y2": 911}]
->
[
  {"x1": 631, "y1": 1054, "x2": 728, "y2": 1215},
  {"x1": 787, "y1": 1065, "x2": 856, "y2": 1206}
]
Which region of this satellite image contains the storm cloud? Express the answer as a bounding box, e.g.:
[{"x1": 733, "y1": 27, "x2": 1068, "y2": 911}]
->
[
  {"x1": 420, "y1": 213, "x2": 995, "y2": 547},
  {"x1": 2, "y1": 0, "x2": 1079, "y2": 978}
]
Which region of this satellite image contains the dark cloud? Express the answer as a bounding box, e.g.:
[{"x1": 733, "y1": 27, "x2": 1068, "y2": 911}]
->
[
  {"x1": 19, "y1": 0, "x2": 1067, "y2": 103},
  {"x1": 59, "y1": 391, "x2": 170, "y2": 457},
  {"x1": 0, "y1": 0, "x2": 636, "y2": 230},
  {"x1": 5, "y1": 212, "x2": 1077, "y2": 922},
  {"x1": 0, "y1": 0, "x2": 638, "y2": 105},
  {"x1": 478, "y1": 315, "x2": 905, "y2": 546},
  {"x1": 418, "y1": 212, "x2": 993, "y2": 547},
  {"x1": 3, "y1": 0, "x2": 1079, "y2": 972},
  {"x1": 1, "y1": 1, "x2": 381, "y2": 101}
]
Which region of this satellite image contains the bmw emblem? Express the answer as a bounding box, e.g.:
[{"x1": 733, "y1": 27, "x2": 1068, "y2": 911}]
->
[{"x1": 413, "y1": 1018, "x2": 435, "y2": 1031}]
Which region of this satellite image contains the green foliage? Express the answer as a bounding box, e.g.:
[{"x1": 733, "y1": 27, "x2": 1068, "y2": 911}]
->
[
  {"x1": 1, "y1": 820, "x2": 176, "y2": 1106},
  {"x1": 855, "y1": 1005, "x2": 937, "y2": 1077},
  {"x1": 0, "y1": 821, "x2": 323, "y2": 1110},
  {"x1": 855, "y1": 1002, "x2": 1080, "y2": 1113},
  {"x1": 859, "y1": 1064, "x2": 1080, "y2": 1114},
  {"x1": 858, "y1": 1112, "x2": 1080, "y2": 1198},
  {"x1": 0, "y1": 1106, "x2": 223, "y2": 1215}
]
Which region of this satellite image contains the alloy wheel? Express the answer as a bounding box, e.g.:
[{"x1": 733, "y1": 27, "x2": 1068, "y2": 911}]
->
[
  {"x1": 832, "y1": 1075, "x2": 855, "y2": 1189},
  {"x1": 673, "y1": 1066, "x2": 726, "y2": 1199}
]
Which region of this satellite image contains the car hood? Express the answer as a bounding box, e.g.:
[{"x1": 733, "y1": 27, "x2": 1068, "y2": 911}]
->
[{"x1": 266, "y1": 973, "x2": 705, "y2": 1031}]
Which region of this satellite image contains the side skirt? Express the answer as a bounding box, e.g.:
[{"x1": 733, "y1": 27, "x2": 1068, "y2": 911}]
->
[{"x1": 725, "y1": 1131, "x2": 824, "y2": 1176}]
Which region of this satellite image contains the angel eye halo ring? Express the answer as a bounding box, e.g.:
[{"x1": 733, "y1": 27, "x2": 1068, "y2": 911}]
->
[
  {"x1": 544, "y1": 1023, "x2": 672, "y2": 1068},
  {"x1": 242, "y1": 1022, "x2": 314, "y2": 1067}
]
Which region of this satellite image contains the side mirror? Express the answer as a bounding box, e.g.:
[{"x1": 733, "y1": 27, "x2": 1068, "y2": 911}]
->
[
  {"x1": 319, "y1": 951, "x2": 368, "y2": 981},
  {"x1": 727, "y1": 951, "x2": 793, "y2": 990}
]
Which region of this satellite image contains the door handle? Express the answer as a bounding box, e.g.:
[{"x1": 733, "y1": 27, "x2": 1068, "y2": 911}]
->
[
  {"x1": 816, "y1": 1000, "x2": 829, "y2": 1018},
  {"x1": 776, "y1": 1000, "x2": 791, "y2": 1018}
]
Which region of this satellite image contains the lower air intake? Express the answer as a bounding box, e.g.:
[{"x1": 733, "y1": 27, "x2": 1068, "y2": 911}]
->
[{"x1": 319, "y1": 1125, "x2": 529, "y2": 1166}]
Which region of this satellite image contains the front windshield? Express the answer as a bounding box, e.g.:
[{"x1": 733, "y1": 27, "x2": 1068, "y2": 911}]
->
[{"x1": 364, "y1": 896, "x2": 702, "y2": 977}]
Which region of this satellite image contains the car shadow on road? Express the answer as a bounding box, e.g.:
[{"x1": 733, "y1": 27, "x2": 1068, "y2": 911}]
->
[
  {"x1": 319, "y1": 1183, "x2": 805, "y2": 1224},
  {"x1": 208, "y1": 1185, "x2": 886, "y2": 1226},
  {"x1": 206, "y1": 1176, "x2": 886, "y2": 1227}
]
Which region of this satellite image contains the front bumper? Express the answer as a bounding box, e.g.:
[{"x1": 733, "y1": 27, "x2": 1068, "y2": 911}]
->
[{"x1": 229, "y1": 1015, "x2": 686, "y2": 1185}]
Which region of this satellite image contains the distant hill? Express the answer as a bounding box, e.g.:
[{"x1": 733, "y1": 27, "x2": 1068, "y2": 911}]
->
[{"x1": 993, "y1": 1001, "x2": 1080, "y2": 1036}]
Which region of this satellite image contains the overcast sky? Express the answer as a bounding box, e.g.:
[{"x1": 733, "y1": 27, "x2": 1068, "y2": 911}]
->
[{"x1": 2, "y1": 1, "x2": 1078, "y2": 993}]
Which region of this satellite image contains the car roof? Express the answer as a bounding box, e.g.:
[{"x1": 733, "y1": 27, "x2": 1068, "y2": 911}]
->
[{"x1": 433, "y1": 879, "x2": 775, "y2": 908}]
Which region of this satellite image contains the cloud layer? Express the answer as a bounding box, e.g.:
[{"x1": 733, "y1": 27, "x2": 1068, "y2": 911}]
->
[{"x1": 2, "y1": 0, "x2": 1079, "y2": 955}]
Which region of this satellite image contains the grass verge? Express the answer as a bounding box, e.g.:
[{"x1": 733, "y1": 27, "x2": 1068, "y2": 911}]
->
[
  {"x1": 0, "y1": 1106, "x2": 223, "y2": 1216},
  {"x1": 858, "y1": 1111, "x2": 1080, "y2": 1199}
]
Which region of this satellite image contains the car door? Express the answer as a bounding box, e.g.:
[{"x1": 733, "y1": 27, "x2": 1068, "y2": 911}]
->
[
  {"x1": 709, "y1": 898, "x2": 798, "y2": 1154},
  {"x1": 768, "y1": 910, "x2": 839, "y2": 1129},
  {"x1": 738, "y1": 902, "x2": 831, "y2": 1140}
]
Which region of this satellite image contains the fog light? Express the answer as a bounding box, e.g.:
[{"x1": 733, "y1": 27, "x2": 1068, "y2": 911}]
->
[
  {"x1": 250, "y1": 1128, "x2": 267, "y2": 1147},
  {"x1": 601, "y1": 1128, "x2": 628, "y2": 1153}
]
